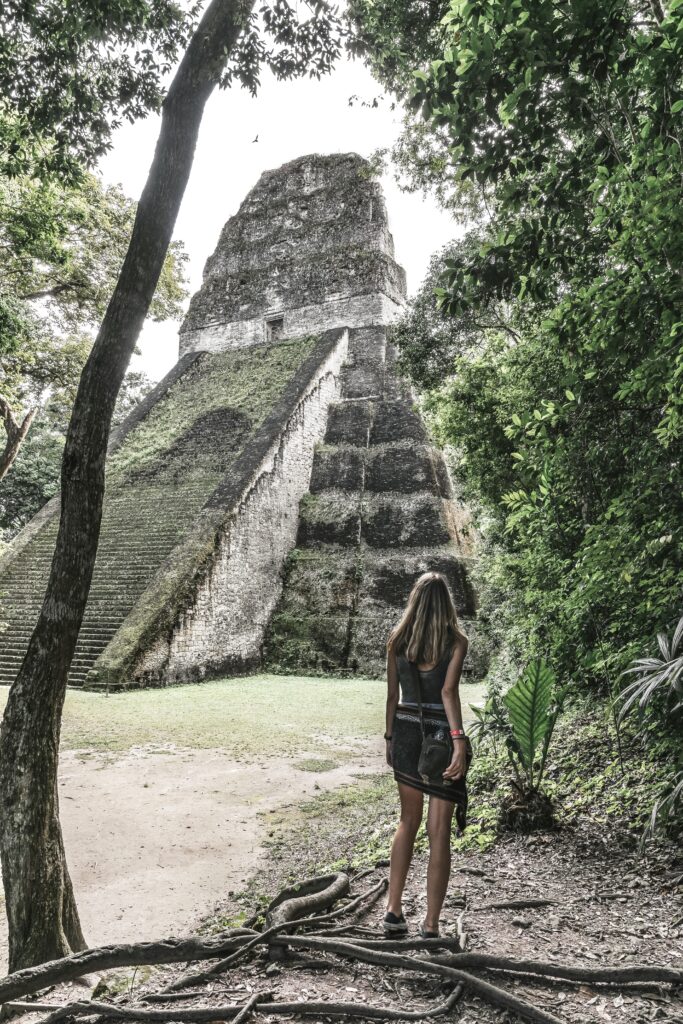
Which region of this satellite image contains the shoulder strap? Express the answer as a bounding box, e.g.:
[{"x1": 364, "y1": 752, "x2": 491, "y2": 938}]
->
[{"x1": 408, "y1": 661, "x2": 426, "y2": 737}]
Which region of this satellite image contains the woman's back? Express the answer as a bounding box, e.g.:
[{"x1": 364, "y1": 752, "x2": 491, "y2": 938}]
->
[{"x1": 396, "y1": 651, "x2": 450, "y2": 707}]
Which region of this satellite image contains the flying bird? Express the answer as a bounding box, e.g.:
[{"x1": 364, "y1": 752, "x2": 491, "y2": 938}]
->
[{"x1": 252, "y1": 134, "x2": 259, "y2": 143}]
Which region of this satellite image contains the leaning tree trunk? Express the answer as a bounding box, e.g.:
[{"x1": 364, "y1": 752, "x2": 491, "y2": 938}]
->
[
  {"x1": 0, "y1": 397, "x2": 36, "y2": 482},
  {"x1": 0, "y1": 0, "x2": 254, "y2": 973}
]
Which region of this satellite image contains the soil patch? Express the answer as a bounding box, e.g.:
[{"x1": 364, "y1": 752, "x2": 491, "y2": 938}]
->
[{"x1": 0, "y1": 743, "x2": 383, "y2": 975}]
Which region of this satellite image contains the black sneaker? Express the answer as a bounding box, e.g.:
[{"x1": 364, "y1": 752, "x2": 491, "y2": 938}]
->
[
  {"x1": 383, "y1": 911, "x2": 408, "y2": 936},
  {"x1": 419, "y1": 924, "x2": 439, "y2": 939}
]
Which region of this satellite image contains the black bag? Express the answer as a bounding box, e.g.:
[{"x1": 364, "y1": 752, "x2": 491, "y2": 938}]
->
[{"x1": 408, "y1": 661, "x2": 453, "y2": 785}]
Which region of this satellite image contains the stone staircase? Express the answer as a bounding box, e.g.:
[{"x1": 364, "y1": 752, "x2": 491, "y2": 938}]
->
[
  {"x1": 0, "y1": 338, "x2": 317, "y2": 688},
  {"x1": 264, "y1": 327, "x2": 479, "y2": 678},
  {"x1": 0, "y1": 479, "x2": 231, "y2": 687}
]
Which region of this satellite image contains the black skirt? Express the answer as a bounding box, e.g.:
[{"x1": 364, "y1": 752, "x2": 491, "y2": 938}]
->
[{"x1": 391, "y1": 703, "x2": 472, "y2": 832}]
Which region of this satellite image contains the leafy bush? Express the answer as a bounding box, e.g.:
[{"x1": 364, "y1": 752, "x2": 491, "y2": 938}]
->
[{"x1": 617, "y1": 615, "x2": 683, "y2": 840}]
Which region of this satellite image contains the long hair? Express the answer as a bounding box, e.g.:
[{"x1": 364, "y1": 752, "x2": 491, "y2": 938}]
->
[{"x1": 387, "y1": 571, "x2": 467, "y2": 665}]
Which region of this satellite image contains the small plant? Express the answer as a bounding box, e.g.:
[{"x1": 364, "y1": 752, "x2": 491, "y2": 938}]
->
[
  {"x1": 642, "y1": 772, "x2": 683, "y2": 846},
  {"x1": 617, "y1": 615, "x2": 683, "y2": 722},
  {"x1": 471, "y1": 657, "x2": 566, "y2": 831},
  {"x1": 617, "y1": 615, "x2": 683, "y2": 841}
]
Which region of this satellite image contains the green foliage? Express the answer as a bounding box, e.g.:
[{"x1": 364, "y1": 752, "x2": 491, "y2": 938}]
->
[
  {"x1": 0, "y1": 2, "x2": 199, "y2": 177},
  {"x1": 0, "y1": 174, "x2": 188, "y2": 334},
  {"x1": 643, "y1": 772, "x2": 683, "y2": 843},
  {"x1": 618, "y1": 614, "x2": 683, "y2": 722},
  {"x1": 356, "y1": 0, "x2": 683, "y2": 736},
  {"x1": 1, "y1": 1, "x2": 343, "y2": 178},
  {"x1": 470, "y1": 659, "x2": 565, "y2": 796},
  {"x1": 617, "y1": 615, "x2": 683, "y2": 839},
  {"x1": 502, "y1": 659, "x2": 566, "y2": 792},
  {"x1": 0, "y1": 170, "x2": 188, "y2": 529},
  {"x1": 0, "y1": 371, "x2": 150, "y2": 539},
  {"x1": 465, "y1": 696, "x2": 682, "y2": 845}
]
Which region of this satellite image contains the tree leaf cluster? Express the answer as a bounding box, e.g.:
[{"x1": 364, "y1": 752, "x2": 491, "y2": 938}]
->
[
  {"x1": 358, "y1": 0, "x2": 683, "y2": 718},
  {"x1": 0, "y1": 171, "x2": 188, "y2": 533},
  {"x1": 0, "y1": 1, "x2": 202, "y2": 178}
]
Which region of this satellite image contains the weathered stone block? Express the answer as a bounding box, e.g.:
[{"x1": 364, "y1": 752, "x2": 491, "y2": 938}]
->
[
  {"x1": 347, "y1": 326, "x2": 386, "y2": 364},
  {"x1": 357, "y1": 549, "x2": 477, "y2": 617},
  {"x1": 347, "y1": 613, "x2": 484, "y2": 680},
  {"x1": 341, "y1": 363, "x2": 384, "y2": 400},
  {"x1": 276, "y1": 549, "x2": 360, "y2": 617},
  {"x1": 324, "y1": 400, "x2": 374, "y2": 446},
  {"x1": 310, "y1": 446, "x2": 365, "y2": 493},
  {"x1": 296, "y1": 492, "x2": 361, "y2": 547},
  {"x1": 264, "y1": 612, "x2": 351, "y2": 674},
  {"x1": 362, "y1": 494, "x2": 451, "y2": 548},
  {"x1": 347, "y1": 615, "x2": 392, "y2": 677},
  {"x1": 370, "y1": 400, "x2": 428, "y2": 446},
  {"x1": 365, "y1": 445, "x2": 439, "y2": 495}
]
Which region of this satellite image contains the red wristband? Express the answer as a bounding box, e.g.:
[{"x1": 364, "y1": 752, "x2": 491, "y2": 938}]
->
[{"x1": 450, "y1": 728, "x2": 465, "y2": 737}]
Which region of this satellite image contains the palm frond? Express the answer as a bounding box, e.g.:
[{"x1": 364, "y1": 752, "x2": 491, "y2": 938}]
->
[
  {"x1": 617, "y1": 616, "x2": 683, "y2": 723},
  {"x1": 672, "y1": 616, "x2": 683, "y2": 655}
]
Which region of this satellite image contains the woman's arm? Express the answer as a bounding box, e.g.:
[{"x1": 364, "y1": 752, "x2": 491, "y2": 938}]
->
[
  {"x1": 441, "y1": 637, "x2": 469, "y2": 781},
  {"x1": 385, "y1": 643, "x2": 400, "y2": 767}
]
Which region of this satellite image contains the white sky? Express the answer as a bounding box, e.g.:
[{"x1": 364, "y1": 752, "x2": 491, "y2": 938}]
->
[{"x1": 99, "y1": 52, "x2": 460, "y2": 383}]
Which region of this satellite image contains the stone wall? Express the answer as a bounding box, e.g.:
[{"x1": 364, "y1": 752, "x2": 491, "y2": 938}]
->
[
  {"x1": 179, "y1": 153, "x2": 406, "y2": 356},
  {"x1": 88, "y1": 328, "x2": 348, "y2": 688},
  {"x1": 264, "y1": 326, "x2": 483, "y2": 680},
  {"x1": 180, "y1": 294, "x2": 403, "y2": 355}
]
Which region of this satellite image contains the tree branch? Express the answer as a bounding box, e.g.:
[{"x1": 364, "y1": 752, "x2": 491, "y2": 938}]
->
[{"x1": 19, "y1": 283, "x2": 77, "y2": 302}]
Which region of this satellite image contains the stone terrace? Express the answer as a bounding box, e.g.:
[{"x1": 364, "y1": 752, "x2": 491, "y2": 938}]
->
[{"x1": 264, "y1": 326, "x2": 479, "y2": 678}]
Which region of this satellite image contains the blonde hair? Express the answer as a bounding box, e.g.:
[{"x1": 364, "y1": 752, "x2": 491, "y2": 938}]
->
[{"x1": 388, "y1": 571, "x2": 467, "y2": 665}]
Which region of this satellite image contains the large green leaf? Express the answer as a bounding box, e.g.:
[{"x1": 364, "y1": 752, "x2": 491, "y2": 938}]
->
[{"x1": 502, "y1": 658, "x2": 556, "y2": 772}]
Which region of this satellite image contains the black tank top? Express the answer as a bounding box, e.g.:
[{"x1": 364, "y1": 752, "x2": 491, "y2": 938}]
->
[{"x1": 396, "y1": 651, "x2": 450, "y2": 707}]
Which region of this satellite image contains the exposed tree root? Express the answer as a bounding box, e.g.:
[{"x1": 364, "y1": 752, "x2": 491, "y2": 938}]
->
[
  {"x1": 265, "y1": 873, "x2": 350, "y2": 927},
  {"x1": 165, "y1": 872, "x2": 353, "y2": 992},
  {"x1": 0, "y1": 935, "x2": 253, "y2": 1004},
  {"x1": 267, "y1": 934, "x2": 565, "y2": 1024},
  {"x1": 3, "y1": 875, "x2": 683, "y2": 1024},
  {"x1": 231, "y1": 991, "x2": 267, "y2": 1024},
  {"x1": 474, "y1": 899, "x2": 556, "y2": 911},
  {"x1": 26, "y1": 985, "x2": 465, "y2": 1024},
  {"x1": 297, "y1": 879, "x2": 387, "y2": 929},
  {"x1": 429, "y1": 952, "x2": 683, "y2": 986}
]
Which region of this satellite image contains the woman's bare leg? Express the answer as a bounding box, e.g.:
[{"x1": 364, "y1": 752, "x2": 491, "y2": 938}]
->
[
  {"x1": 386, "y1": 783, "x2": 424, "y2": 917},
  {"x1": 424, "y1": 796, "x2": 456, "y2": 933}
]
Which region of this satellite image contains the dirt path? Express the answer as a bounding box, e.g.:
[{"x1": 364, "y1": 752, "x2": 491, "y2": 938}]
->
[
  {"x1": 0, "y1": 740, "x2": 384, "y2": 974},
  {"x1": 0, "y1": 676, "x2": 487, "y2": 974},
  {"x1": 139, "y1": 796, "x2": 683, "y2": 1024}
]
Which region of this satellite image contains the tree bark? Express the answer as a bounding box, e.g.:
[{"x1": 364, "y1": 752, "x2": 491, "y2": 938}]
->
[
  {"x1": 0, "y1": 0, "x2": 254, "y2": 972},
  {"x1": 0, "y1": 396, "x2": 36, "y2": 482}
]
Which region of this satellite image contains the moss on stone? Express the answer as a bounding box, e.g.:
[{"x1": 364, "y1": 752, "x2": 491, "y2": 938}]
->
[{"x1": 109, "y1": 339, "x2": 316, "y2": 482}]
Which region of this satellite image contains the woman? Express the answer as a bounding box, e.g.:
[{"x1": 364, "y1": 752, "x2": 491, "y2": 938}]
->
[{"x1": 383, "y1": 571, "x2": 471, "y2": 939}]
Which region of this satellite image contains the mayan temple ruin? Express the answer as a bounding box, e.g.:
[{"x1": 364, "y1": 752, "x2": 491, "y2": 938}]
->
[{"x1": 0, "y1": 153, "x2": 478, "y2": 689}]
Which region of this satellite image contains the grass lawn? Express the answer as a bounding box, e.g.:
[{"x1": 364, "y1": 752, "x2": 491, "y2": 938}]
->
[
  {"x1": 0, "y1": 675, "x2": 388, "y2": 756},
  {"x1": 0, "y1": 675, "x2": 486, "y2": 758}
]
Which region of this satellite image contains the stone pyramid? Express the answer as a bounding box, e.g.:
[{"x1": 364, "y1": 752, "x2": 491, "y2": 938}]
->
[{"x1": 0, "y1": 153, "x2": 478, "y2": 688}]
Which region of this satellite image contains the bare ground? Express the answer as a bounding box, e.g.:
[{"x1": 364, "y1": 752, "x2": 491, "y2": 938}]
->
[
  {"x1": 100, "y1": 800, "x2": 683, "y2": 1024},
  {"x1": 0, "y1": 742, "x2": 384, "y2": 975}
]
